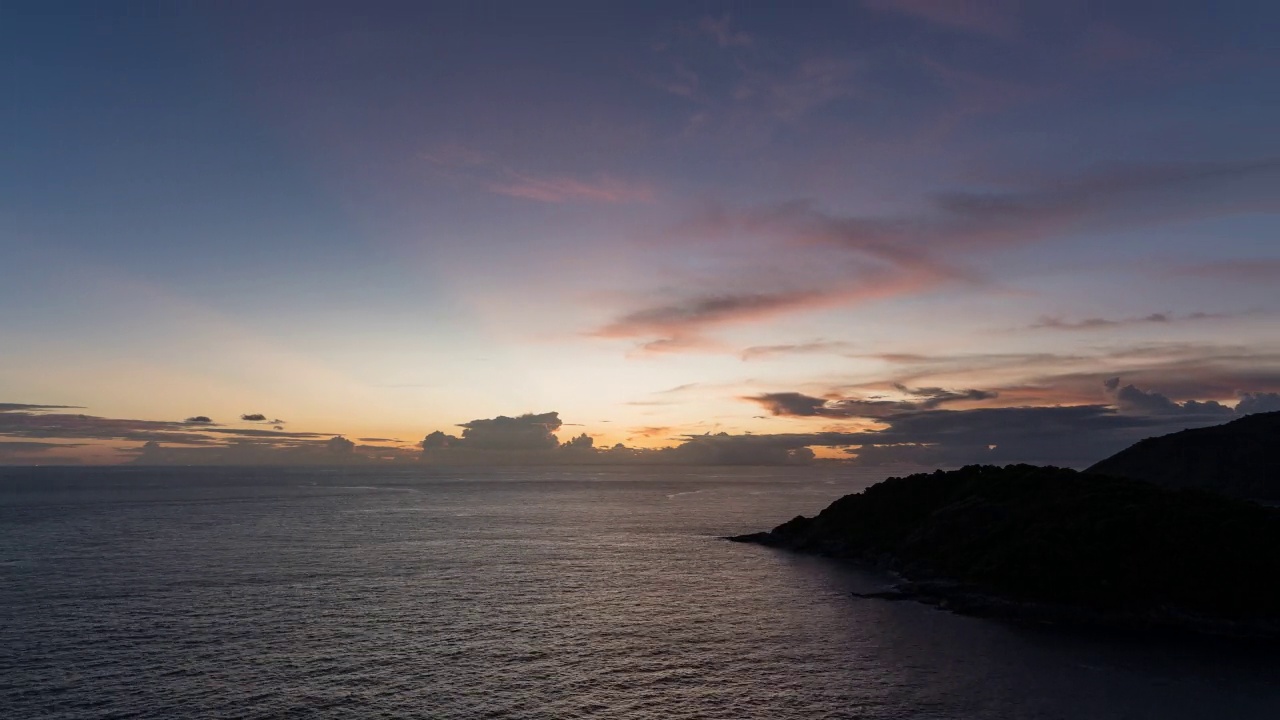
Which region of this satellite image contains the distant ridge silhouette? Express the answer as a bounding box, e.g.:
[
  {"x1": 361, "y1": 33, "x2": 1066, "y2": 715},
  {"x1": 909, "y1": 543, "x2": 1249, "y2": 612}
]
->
[{"x1": 1088, "y1": 411, "x2": 1280, "y2": 502}]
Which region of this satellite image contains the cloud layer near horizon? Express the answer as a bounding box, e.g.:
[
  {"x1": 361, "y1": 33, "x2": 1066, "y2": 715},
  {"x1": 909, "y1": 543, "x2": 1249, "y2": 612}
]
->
[{"x1": 5, "y1": 376, "x2": 1279, "y2": 468}]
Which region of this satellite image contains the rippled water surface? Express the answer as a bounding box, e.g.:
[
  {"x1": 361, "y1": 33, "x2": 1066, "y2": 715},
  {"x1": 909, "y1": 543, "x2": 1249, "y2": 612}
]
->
[{"x1": 3, "y1": 466, "x2": 1279, "y2": 719}]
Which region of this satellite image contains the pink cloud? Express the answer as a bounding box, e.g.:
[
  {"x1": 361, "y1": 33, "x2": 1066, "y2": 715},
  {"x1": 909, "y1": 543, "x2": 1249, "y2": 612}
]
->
[
  {"x1": 596, "y1": 157, "x2": 1278, "y2": 355},
  {"x1": 594, "y1": 268, "x2": 952, "y2": 354}
]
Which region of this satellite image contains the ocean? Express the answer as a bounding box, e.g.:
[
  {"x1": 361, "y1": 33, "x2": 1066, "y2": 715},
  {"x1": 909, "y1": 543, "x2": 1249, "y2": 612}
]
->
[{"x1": 2, "y1": 466, "x2": 1278, "y2": 719}]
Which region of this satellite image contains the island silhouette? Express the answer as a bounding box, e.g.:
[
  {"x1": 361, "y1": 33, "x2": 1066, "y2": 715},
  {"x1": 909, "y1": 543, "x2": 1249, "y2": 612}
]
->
[{"x1": 730, "y1": 412, "x2": 1280, "y2": 637}]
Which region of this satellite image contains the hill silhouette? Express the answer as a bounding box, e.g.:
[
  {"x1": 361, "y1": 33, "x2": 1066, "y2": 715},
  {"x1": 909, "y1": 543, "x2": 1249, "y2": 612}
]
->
[
  {"x1": 730, "y1": 464, "x2": 1280, "y2": 636},
  {"x1": 1087, "y1": 411, "x2": 1280, "y2": 502}
]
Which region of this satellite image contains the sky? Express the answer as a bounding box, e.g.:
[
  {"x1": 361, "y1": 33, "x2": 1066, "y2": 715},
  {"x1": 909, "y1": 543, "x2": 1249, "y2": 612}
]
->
[{"x1": 2, "y1": 1, "x2": 1279, "y2": 467}]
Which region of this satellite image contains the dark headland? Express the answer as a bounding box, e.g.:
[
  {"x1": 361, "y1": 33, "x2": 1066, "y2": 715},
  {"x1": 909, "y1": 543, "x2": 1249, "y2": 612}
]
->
[
  {"x1": 730, "y1": 413, "x2": 1280, "y2": 638},
  {"x1": 1087, "y1": 410, "x2": 1280, "y2": 502}
]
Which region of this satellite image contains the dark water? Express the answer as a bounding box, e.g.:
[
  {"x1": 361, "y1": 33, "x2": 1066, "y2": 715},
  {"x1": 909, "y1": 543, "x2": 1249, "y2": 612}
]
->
[{"x1": 2, "y1": 466, "x2": 1278, "y2": 719}]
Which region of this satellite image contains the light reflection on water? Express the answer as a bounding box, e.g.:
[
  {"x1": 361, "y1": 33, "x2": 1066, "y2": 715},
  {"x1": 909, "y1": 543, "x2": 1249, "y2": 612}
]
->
[{"x1": 2, "y1": 465, "x2": 1279, "y2": 719}]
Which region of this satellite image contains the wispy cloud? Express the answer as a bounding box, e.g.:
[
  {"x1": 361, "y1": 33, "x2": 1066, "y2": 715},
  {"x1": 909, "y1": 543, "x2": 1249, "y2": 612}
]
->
[
  {"x1": 651, "y1": 15, "x2": 859, "y2": 140},
  {"x1": 697, "y1": 14, "x2": 754, "y2": 48},
  {"x1": 0, "y1": 404, "x2": 333, "y2": 452},
  {"x1": 1027, "y1": 311, "x2": 1234, "y2": 331},
  {"x1": 485, "y1": 172, "x2": 654, "y2": 204},
  {"x1": 1171, "y1": 259, "x2": 1280, "y2": 282},
  {"x1": 425, "y1": 144, "x2": 653, "y2": 204},
  {"x1": 594, "y1": 265, "x2": 951, "y2": 353},
  {"x1": 595, "y1": 157, "x2": 1279, "y2": 354},
  {"x1": 0, "y1": 440, "x2": 86, "y2": 458},
  {"x1": 863, "y1": 0, "x2": 1021, "y2": 40},
  {"x1": 740, "y1": 340, "x2": 856, "y2": 360},
  {"x1": 752, "y1": 158, "x2": 1280, "y2": 256},
  {"x1": 597, "y1": 290, "x2": 828, "y2": 339},
  {"x1": 627, "y1": 426, "x2": 674, "y2": 441}
]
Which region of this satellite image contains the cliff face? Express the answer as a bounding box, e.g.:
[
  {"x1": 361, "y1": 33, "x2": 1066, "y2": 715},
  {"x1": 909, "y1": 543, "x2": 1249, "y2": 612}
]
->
[
  {"x1": 1087, "y1": 411, "x2": 1280, "y2": 502},
  {"x1": 731, "y1": 465, "x2": 1280, "y2": 631}
]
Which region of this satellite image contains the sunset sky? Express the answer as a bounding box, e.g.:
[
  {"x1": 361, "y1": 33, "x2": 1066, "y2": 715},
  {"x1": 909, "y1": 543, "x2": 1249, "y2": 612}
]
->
[{"x1": 3, "y1": 1, "x2": 1278, "y2": 466}]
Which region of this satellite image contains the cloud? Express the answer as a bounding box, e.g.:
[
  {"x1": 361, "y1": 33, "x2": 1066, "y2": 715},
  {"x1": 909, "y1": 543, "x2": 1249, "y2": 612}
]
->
[
  {"x1": 627, "y1": 426, "x2": 674, "y2": 442},
  {"x1": 326, "y1": 436, "x2": 355, "y2": 454},
  {"x1": 863, "y1": 0, "x2": 1021, "y2": 40},
  {"x1": 723, "y1": 376, "x2": 1280, "y2": 467},
  {"x1": 597, "y1": 290, "x2": 828, "y2": 340},
  {"x1": 1032, "y1": 313, "x2": 1170, "y2": 331},
  {"x1": 758, "y1": 159, "x2": 1280, "y2": 256},
  {"x1": 201, "y1": 427, "x2": 327, "y2": 439},
  {"x1": 241, "y1": 413, "x2": 267, "y2": 422},
  {"x1": 1171, "y1": 259, "x2": 1280, "y2": 283},
  {"x1": 697, "y1": 14, "x2": 754, "y2": 48},
  {"x1": 652, "y1": 18, "x2": 858, "y2": 139},
  {"x1": 1105, "y1": 377, "x2": 1236, "y2": 417},
  {"x1": 456, "y1": 411, "x2": 563, "y2": 451},
  {"x1": 0, "y1": 403, "x2": 83, "y2": 413},
  {"x1": 128, "y1": 437, "x2": 398, "y2": 466},
  {"x1": 727, "y1": 404, "x2": 1216, "y2": 468},
  {"x1": 1235, "y1": 391, "x2": 1280, "y2": 416},
  {"x1": 595, "y1": 268, "x2": 948, "y2": 351},
  {"x1": 748, "y1": 385, "x2": 998, "y2": 419},
  {"x1": 0, "y1": 440, "x2": 84, "y2": 452},
  {"x1": 0, "y1": 441, "x2": 87, "y2": 462},
  {"x1": 740, "y1": 340, "x2": 855, "y2": 360},
  {"x1": 665, "y1": 433, "x2": 814, "y2": 465},
  {"x1": 751, "y1": 57, "x2": 861, "y2": 122},
  {"x1": 843, "y1": 403, "x2": 1234, "y2": 466},
  {"x1": 1028, "y1": 312, "x2": 1232, "y2": 331},
  {"x1": 0, "y1": 409, "x2": 221, "y2": 444},
  {"x1": 845, "y1": 342, "x2": 1280, "y2": 409},
  {"x1": 421, "y1": 430, "x2": 458, "y2": 449},
  {"x1": 485, "y1": 172, "x2": 654, "y2": 204},
  {"x1": 425, "y1": 143, "x2": 653, "y2": 204},
  {"x1": 561, "y1": 433, "x2": 595, "y2": 450},
  {"x1": 604, "y1": 158, "x2": 1277, "y2": 354},
  {"x1": 0, "y1": 403, "x2": 342, "y2": 460},
  {"x1": 420, "y1": 412, "x2": 620, "y2": 463}
]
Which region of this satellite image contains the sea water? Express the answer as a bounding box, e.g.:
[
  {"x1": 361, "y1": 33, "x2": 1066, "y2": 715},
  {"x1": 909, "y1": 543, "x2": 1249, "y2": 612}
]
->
[{"x1": 3, "y1": 466, "x2": 1278, "y2": 719}]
